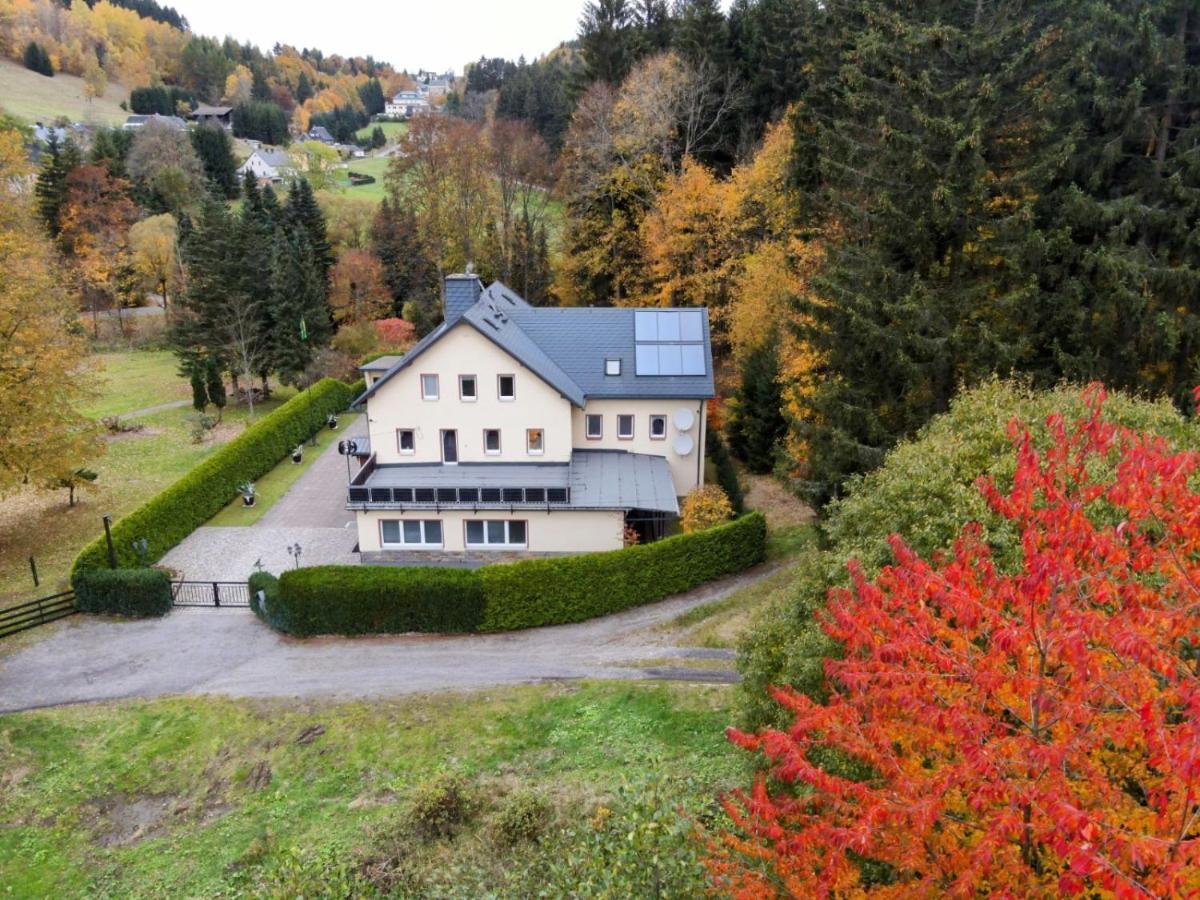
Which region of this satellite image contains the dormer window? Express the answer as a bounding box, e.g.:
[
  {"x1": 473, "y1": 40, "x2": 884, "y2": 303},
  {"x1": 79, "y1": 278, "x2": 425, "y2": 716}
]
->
[
  {"x1": 498, "y1": 374, "x2": 516, "y2": 401},
  {"x1": 605, "y1": 358, "x2": 621, "y2": 376}
]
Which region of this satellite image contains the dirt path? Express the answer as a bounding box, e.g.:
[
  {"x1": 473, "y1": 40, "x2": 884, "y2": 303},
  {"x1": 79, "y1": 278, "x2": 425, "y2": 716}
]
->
[
  {"x1": 123, "y1": 399, "x2": 190, "y2": 419},
  {"x1": 0, "y1": 563, "x2": 780, "y2": 713}
]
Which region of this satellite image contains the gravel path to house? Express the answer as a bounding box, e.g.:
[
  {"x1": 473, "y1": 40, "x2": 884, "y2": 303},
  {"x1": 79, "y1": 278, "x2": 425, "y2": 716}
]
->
[
  {"x1": 0, "y1": 563, "x2": 780, "y2": 713},
  {"x1": 256, "y1": 415, "x2": 366, "y2": 529}
]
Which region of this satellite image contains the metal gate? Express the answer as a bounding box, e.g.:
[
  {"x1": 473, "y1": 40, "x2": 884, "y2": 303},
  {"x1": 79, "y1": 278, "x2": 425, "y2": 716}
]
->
[{"x1": 171, "y1": 581, "x2": 251, "y2": 608}]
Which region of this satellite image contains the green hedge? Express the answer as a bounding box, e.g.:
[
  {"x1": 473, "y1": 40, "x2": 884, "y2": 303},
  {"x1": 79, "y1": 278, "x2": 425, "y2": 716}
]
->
[
  {"x1": 478, "y1": 512, "x2": 766, "y2": 631},
  {"x1": 706, "y1": 428, "x2": 745, "y2": 514},
  {"x1": 72, "y1": 568, "x2": 173, "y2": 617},
  {"x1": 249, "y1": 514, "x2": 767, "y2": 637},
  {"x1": 73, "y1": 378, "x2": 358, "y2": 573},
  {"x1": 268, "y1": 566, "x2": 485, "y2": 636}
]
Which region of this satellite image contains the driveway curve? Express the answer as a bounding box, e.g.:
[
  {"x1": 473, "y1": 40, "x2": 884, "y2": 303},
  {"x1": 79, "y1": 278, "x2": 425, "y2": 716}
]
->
[{"x1": 0, "y1": 564, "x2": 780, "y2": 713}]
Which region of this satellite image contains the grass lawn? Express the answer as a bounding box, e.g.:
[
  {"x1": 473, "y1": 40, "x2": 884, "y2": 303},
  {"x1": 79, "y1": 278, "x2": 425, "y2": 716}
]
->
[
  {"x1": 339, "y1": 154, "x2": 392, "y2": 202},
  {"x1": 0, "y1": 354, "x2": 298, "y2": 607},
  {"x1": 80, "y1": 351, "x2": 191, "y2": 419},
  {"x1": 0, "y1": 59, "x2": 128, "y2": 126},
  {"x1": 355, "y1": 120, "x2": 408, "y2": 143},
  {"x1": 206, "y1": 414, "x2": 357, "y2": 526},
  {"x1": 0, "y1": 682, "x2": 746, "y2": 897}
]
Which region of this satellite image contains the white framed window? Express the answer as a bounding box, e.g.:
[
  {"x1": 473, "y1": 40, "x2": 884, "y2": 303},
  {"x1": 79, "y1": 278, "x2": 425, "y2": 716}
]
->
[
  {"x1": 617, "y1": 414, "x2": 634, "y2": 440},
  {"x1": 420, "y1": 373, "x2": 439, "y2": 400},
  {"x1": 605, "y1": 358, "x2": 621, "y2": 376},
  {"x1": 465, "y1": 519, "x2": 528, "y2": 548},
  {"x1": 459, "y1": 374, "x2": 477, "y2": 401},
  {"x1": 649, "y1": 414, "x2": 667, "y2": 440},
  {"x1": 483, "y1": 428, "x2": 501, "y2": 455},
  {"x1": 380, "y1": 519, "x2": 443, "y2": 548},
  {"x1": 497, "y1": 373, "x2": 516, "y2": 401},
  {"x1": 526, "y1": 428, "x2": 545, "y2": 455},
  {"x1": 585, "y1": 414, "x2": 603, "y2": 440},
  {"x1": 397, "y1": 428, "x2": 415, "y2": 454}
]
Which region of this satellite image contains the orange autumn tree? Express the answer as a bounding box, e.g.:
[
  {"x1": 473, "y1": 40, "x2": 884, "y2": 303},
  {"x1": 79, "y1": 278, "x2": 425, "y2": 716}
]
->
[{"x1": 712, "y1": 386, "x2": 1200, "y2": 897}]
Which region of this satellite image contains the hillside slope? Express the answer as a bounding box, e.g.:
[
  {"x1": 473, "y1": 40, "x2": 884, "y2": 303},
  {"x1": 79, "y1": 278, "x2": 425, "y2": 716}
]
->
[{"x1": 0, "y1": 59, "x2": 127, "y2": 126}]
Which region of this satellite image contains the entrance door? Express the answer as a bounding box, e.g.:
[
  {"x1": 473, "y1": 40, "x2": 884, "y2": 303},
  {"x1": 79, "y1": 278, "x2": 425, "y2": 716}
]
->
[{"x1": 441, "y1": 429, "x2": 458, "y2": 464}]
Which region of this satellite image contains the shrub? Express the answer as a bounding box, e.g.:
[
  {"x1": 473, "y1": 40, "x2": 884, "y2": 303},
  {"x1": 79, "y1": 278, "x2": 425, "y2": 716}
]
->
[
  {"x1": 680, "y1": 484, "x2": 733, "y2": 532},
  {"x1": 268, "y1": 566, "x2": 485, "y2": 636},
  {"x1": 406, "y1": 773, "x2": 472, "y2": 840},
  {"x1": 736, "y1": 378, "x2": 1200, "y2": 730},
  {"x1": 717, "y1": 387, "x2": 1200, "y2": 895},
  {"x1": 492, "y1": 792, "x2": 552, "y2": 846},
  {"x1": 249, "y1": 514, "x2": 766, "y2": 637},
  {"x1": 73, "y1": 378, "x2": 357, "y2": 573},
  {"x1": 373, "y1": 317, "x2": 415, "y2": 350},
  {"x1": 72, "y1": 568, "x2": 172, "y2": 617},
  {"x1": 479, "y1": 513, "x2": 766, "y2": 632}
]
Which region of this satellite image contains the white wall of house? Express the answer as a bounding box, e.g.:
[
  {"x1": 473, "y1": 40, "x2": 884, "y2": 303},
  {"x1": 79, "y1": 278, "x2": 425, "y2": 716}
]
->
[
  {"x1": 571, "y1": 399, "x2": 706, "y2": 497},
  {"x1": 237, "y1": 153, "x2": 276, "y2": 180},
  {"x1": 364, "y1": 323, "x2": 575, "y2": 465},
  {"x1": 355, "y1": 508, "x2": 625, "y2": 554}
]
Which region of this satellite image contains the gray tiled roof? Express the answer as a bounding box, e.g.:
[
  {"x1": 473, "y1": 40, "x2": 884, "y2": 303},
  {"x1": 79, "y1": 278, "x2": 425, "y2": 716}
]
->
[
  {"x1": 358, "y1": 450, "x2": 679, "y2": 513},
  {"x1": 353, "y1": 278, "x2": 714, "y2": 408},
  {"x1": 359, "y1": 355, "x2": 403, "y2": 371}
]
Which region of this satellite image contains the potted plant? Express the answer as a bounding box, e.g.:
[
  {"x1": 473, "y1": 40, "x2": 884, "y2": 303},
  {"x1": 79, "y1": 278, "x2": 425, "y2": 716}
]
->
[
  {"x1": 291, "y1": 443, "x2": 304, "y2": 464},
  {"x1": 327, "y1": 412, "x2": 339, "y2": 430},
  {"x1": 238, "y1": 482, "x2": 257, "y2": 507}
]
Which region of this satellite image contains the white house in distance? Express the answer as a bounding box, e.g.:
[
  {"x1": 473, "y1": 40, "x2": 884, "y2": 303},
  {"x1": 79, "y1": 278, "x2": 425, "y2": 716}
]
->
[
  {"x1": 385, "y1": 90, "x2": 431, "y2": 118},
  {"x1": 348, "y1": 273, "x2": 713, "y2": 562},
  {"x1": 235, "y1": 147, "x2": 293, "y2": 183}
]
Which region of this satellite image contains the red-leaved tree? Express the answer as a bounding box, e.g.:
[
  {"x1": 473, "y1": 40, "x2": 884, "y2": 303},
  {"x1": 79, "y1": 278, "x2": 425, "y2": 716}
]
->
[{"x1": 713, "y1": 386, "x2": 1200, "y2": 897}]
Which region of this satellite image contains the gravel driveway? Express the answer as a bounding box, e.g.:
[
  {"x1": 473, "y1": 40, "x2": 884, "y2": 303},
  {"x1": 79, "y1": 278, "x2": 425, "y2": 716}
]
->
[
  {"x1": 0, "y1": 565, "x2": 778, "y2": 713},
  {"x1": 159, "y1": 416, "x2": 366, "y2": 580}
]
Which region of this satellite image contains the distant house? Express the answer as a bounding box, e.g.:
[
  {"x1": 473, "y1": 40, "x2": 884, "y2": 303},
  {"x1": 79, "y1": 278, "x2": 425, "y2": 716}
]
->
[
  {"x1": 236, "y1": 147, "x2": 294, "y2": 183},
  {"x1": 384, "y1": 91, "x2": 430, "y2": 119},
  {"x1": 415, "y1": 69, "x2": 454, "y2": 97},
  {"x1": 122, "y1": 114, "x2": 187, "y2": 131},
  {"x1": 31, "y1": 121, "x2": 84, "y2": 145},
  {"x1": 191, "y1": 105, "x2": 233, "y2": 130},
  {"x1": 306, "y1": 125, "x2": 336, "y2": 144}
]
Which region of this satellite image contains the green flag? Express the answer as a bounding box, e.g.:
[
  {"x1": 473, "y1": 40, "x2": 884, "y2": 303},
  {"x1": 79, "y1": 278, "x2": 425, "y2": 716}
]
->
[{"x1": 299, "y1": 317, "x2": 308, "y2": 341}]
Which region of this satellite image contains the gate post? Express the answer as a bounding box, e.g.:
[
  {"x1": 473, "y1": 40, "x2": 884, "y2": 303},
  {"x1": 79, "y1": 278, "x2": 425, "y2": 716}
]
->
[{"x1": 213, "y1": 582, "x2": 220, "y2": 608}]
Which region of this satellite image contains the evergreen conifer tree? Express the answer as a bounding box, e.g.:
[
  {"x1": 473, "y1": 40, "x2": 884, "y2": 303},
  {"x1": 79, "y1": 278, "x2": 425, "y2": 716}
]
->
[
  {"x1": 728, "y1": 339, "x2": 785, "y2": 474},
  {"x1": 34, "y1": 135, "x2": 81, "y2": 238}
]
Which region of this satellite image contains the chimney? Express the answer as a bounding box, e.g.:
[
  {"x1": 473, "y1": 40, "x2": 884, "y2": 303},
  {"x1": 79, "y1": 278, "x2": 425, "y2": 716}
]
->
[{"x1": 443, "y1": 268, "x2": 483, "y2": 324}]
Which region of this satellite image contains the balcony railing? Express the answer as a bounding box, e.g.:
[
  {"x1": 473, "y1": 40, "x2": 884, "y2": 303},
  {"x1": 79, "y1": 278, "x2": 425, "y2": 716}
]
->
[{"x1": 347, "y1": 485, "x2": 571, "y2": 507}]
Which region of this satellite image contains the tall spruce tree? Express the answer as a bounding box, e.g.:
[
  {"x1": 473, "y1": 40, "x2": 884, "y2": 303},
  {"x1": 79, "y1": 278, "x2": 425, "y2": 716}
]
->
[
  {"x1": 789, "y1": 0, "x2": 1077, "y2": 503},
  {"x1": 1032, "y1": 1, "x2": 1200, "y2": 408},
  {"x1": 284, "y1": 178, "x2": 334, "y2": 286},
  {"x1": 190, "y1": 124, "x2": 239, "y2": 198},
  {"x1": 268, "y1": 227, "x2": 330, "y2": 385},
  {"x1": 728, "y1": 338, "x2": 785, "y2": 474},
  {"x1": 34, "y1": 134, "x2": 81, "y2": 238},
  {"x1": 579, "y1": 0, "x2": 636, "y2": 85}
]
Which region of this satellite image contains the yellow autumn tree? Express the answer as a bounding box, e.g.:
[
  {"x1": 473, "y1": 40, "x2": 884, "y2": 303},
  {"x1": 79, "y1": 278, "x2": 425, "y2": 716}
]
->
[
  {"x1": 0, "y1": 123, "x2": 101, "y2": 496},
  {"x1": 638, "y1": 157, "x2": 738, "y2": 341}
]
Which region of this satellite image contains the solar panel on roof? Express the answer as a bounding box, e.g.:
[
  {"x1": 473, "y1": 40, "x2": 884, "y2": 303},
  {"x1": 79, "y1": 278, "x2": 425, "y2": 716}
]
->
[{"x1": 634, "y1": 309, "x2": 706, "y2": 376}]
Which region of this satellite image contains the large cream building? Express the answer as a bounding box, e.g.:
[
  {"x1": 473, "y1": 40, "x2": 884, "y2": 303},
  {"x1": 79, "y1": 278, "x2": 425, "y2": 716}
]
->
[{"x1": 348, "y1": 274, "x2": 714, "y2": 562}]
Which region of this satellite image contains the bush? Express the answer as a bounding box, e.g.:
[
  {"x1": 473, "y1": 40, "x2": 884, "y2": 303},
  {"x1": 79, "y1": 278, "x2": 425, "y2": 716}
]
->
[
  {"x1": 268, "y1": 566, "x2": 485, "y2": 637},
  {"x1": 680, "y1": 484, "x2": 734, "y2": 532},
  {"x1": 736, "y1": 378, "x2": 1200, "y2": 729},
  {"x1": 406, "y1": 773, "x2": 472, "y2": 840},
  {"x1": 249, "y1": 514, "x2": 767, "y2": 637},
  {"x1": 479, "y1": 513, "x2": 767, "y2": 632},
  {"x1": 72, "y1": 568, "x2": 172, "y2": 617},
  {"x1": 73, "y1": 378, "x2": 358, "y2": 573},
  {"x1": 492, "y1": 792, "x2": 552, "y2": 846}
]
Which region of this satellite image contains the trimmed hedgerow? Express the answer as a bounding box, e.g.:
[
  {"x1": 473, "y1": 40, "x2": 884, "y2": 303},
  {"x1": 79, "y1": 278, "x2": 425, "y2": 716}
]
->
[
  {"x1": 247, "y1": 513, "x2": 767, "y2": 637},
  {"x1": 270, "y1": 566, "x2": 486, "y2": 636},
  {"x1": 72, "y1": 568, "x2": 173, "y2": 617},
  {"x1": 706, "y1": 428, "x2": 745, "y2": 514},
  {"x1": 477, "y1": 512, "x2": 766, "y2": 632},
  {"x1": 73, "y1": 378, "x2": 358, "y2": 574}
]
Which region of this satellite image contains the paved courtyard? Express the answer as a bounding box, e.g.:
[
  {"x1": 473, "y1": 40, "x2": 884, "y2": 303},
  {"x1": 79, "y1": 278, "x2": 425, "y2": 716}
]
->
[{"x1": 159, "y1": 416, "x2": 366, "y2": 580}]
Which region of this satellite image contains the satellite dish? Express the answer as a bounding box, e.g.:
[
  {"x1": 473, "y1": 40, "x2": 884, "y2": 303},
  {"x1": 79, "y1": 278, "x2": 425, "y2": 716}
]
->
[
  {"x1": 673, "y1": 408, "x2": 695, "y2": 431},
  {"x1": 673, "y1": 434, "x2": 695, "y2": 456}
]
